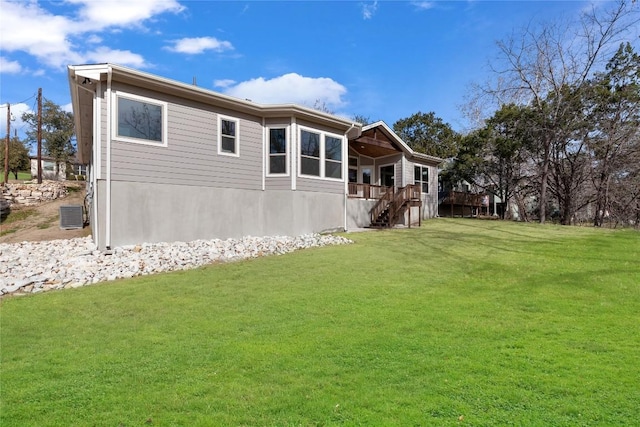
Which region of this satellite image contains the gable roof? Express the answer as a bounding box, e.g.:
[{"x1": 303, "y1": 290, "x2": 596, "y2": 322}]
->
[
  {"x1": 68, "y1": 63, "x2": 362, "y2": 162},
  {"x1": 361, "y1": 121, "x2": 443, "y2": 165}
]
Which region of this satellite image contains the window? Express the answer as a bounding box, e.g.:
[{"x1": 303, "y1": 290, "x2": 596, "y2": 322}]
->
[
  {"x1": 268, "y1": 128, "x2": 287, "y2": 175},
  {"x1": 115, "y1": 93, "x2": 166, "y2": 146},
  {"x1": 325, "y1": 136, "x2": 342, "y2": 179},
  {"x1": 299, "y1": 128, "x2": 343, "y2": 180},
  {"x1": 218, "y1": 116, "x2": 239, "y2": 156},
  {"x1": 415, "y1": 165, "x2": 429, "y2": 193},
  {"x1": 300, "y1": 130, "x2": 321, "y2": 176},
  {"x1": 348, "y1": 157, "x2": 358, "y2": 183}
]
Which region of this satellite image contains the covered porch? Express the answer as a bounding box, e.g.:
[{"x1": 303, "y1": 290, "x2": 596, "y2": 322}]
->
[{"x1": 346, "y1": 122, "x2": 424, "y2": 228}]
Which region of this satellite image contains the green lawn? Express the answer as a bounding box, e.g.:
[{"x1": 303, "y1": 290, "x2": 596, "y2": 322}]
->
[
  {"x1": 1, "y1": 171, "x2": 31, "y2": 184},
  {"x1": 1, "y1": 219, "x2": 639, "y2": 426}
]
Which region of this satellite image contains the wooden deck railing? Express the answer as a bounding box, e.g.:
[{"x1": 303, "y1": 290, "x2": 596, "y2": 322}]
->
[
  {"x1": 348, "y1": 183, "x2": 391, "y2": 200},
  {"x1": 439, "y1": 191, "x2": 485, "y2": 206}
]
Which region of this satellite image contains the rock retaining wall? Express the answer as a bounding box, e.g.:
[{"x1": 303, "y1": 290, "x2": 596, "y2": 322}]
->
[{"x1": 1, "y1": 181, "x2": 69, "y2": 206}]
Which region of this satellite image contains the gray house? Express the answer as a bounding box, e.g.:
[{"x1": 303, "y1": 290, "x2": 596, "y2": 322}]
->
[{"x1": 68, "y1": 64, "x2": 442, "y2": 250}]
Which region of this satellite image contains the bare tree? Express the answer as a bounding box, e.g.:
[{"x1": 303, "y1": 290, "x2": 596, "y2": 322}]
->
[{"x1": 470, "y1": 0, "x2": 638, "y2": 223}]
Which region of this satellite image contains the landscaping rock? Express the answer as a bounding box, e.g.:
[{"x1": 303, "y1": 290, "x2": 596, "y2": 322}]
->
[{"x1": 0, "y1": 234, "x2": 353, "y2": 297}]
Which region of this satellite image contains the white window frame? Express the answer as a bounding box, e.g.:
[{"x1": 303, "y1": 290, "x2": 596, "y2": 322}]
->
[
  {"x1": 112, "y1": 91, "x2": 168, "y2": 147},
  {"x1": 266, "y1": 126, "x2": 289, "y2": 176},
  {"x1": 415, "y1": 164, "x2": 429, "y2": 193},
  {"x1": 297, "y1": 126, "x2": 344, "y2": 181},
  {"x1": 218, "y1": 115, "x2": 240, "y2": 157}
]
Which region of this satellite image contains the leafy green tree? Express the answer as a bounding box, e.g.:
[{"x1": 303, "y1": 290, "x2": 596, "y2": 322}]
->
[
  {"x1": 22, "y1": 100, "x2": 75, "y2": 176},
  {"x1": 7, "y1": 137, "x2": 30, "y2": 179},
  {"x1": 452, "y1": 104, "x2": 533, "y2": 219},
  {"x1": 392, "y1": 111, "x2": 459, "y2": 158},
  {"x1": 586, "y1": 42, "x2": 640, "y2": 226}
]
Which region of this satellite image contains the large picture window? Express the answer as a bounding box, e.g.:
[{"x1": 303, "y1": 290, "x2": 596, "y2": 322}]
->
[
  {"x1": 415, "y1": 165, "x2": 429, "y2": 193},
  {"x1": 115, "y1": 93, "x2": 166, "y2": 146},
  {"x1": 218, "y1": 116, "x2": 239, "y2": 156},
  {"x1": 268, "y1": 128, "x2": 287, "y2": 175},
  {"x1": 299, "y1": 128, "x2": 343, "y2": 180}
]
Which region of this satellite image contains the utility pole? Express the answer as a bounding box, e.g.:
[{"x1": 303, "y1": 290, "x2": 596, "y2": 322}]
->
[
  {"x1": 3, "y1": 103, "x2": 9, "y2": 186},
  {"x1": 37, "y1": 88, "x2": 42, "y2": 184}
]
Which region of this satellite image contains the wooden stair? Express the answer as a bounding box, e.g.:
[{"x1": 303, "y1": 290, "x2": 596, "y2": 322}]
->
[{"x1": 370, "y1": 185, "x2": 422, "y2": 228}]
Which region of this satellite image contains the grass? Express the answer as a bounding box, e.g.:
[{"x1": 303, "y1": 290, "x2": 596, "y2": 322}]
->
[
  {"x1": 0, "y1": 171, "x2": 31, "y2": 183},
  {"x1": 0, "y1": 207, "x2": 38, "y2": 228},
  {"x1": 36, "y1": 214, "x2": 58, "y2": 229},
  {"x1": 0, "y1": 227, "x2": 18, "y2": 237},
  {"x1": 1, "y1": 219, "x2": 639, "y2": 426}
]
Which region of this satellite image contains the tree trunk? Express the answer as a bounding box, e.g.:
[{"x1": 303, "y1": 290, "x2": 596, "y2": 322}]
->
[{"x1": 539, "y1": 138, "x2": 551, "y2": 224}]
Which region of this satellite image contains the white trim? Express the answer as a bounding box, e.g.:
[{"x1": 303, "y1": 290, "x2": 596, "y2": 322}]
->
[
  {"x1": 291, "y1": 118, "x2": 297, "y2": 190},
  {"x1": 297, "y1": 125, "x2": 344, "y2": 182},
  {"x1": 261, "y1": 117, "x2": 266, "y2": 191},
  {"x1": 414, "y1": 164, "x2": 430, "y2": 194},
  {"x1": 265, "y1": 125, "x2": 290, "y2": 177},
  {"x1": 93, "y1": 82, "x2": 101, "y2": 249},
  {"x1": 112, "y1": 91, "x2": 168, "y2": 147},
  {"x1": 217, "y1": 114, "x2": 240, "y2": 157},
  {"x1": 378, "y1": 162, "x2": 396, "y2": 187},
  {"x1": 106, "y1": 68, "x2": 113, "y2": 249}
]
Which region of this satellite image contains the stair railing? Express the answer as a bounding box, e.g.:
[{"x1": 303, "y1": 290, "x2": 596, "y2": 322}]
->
[{"x1": 370, "y1": 186, "x2": 395, "y2": 225}]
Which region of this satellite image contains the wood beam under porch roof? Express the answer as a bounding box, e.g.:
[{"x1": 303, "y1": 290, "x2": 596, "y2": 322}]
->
[{"x1": 349, "y1": 133, "x2": 401, "y2": 158}]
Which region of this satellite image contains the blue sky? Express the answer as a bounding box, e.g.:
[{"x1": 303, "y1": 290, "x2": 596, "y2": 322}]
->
[{"x1": 0, "y1": 1, "x2": 611, "y2": 139}]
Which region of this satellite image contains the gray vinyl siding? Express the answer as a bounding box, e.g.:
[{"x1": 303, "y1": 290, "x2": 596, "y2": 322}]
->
[
  {"x1": 106, "y1": 82, "x2": 262, "y2": 190},
  {"x1": 265, "y1": 177, "x2": 290, "y2": 191},
  {"x1": 296, "y1": 177, "x2": 344, "y2": 194},
  {"x1": 360, "y1": 156, "x2": 374, "y2": 166}
]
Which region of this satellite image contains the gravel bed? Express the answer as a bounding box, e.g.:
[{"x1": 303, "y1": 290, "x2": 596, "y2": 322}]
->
[{"x1": 0, "y1": 234, "x2": 352, "y2": 297}]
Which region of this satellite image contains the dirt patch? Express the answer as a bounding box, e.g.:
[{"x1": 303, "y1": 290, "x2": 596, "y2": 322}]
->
[{"x1": 0, "y1": 182, "x2": 92, "y2": 244}]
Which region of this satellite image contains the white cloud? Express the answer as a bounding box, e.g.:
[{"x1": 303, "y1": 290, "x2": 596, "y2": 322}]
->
[
  {"x1": 213, "y1": 79, "x2": 237, "y2": 89},
  {"x1": 68, "y1": 0, "x2": 185, "y2": 30},
  {"x1": 219, "y1": 73, "x2": 347, "y2": 109},
  {"x1": 84, "y1": 47, "x2": 148, "y2": 68},
  {"x1": 0, "y1": 103, "x2": 33, "y2": 137},
  {"x1": 165, "y1": 37, "x2": 234, "y2": 54},
  {"x1": 361, "y1": 1, "x2": 378, "y2": 20},
  {"x1": 0, "y1": 0, "x2": 185, "y2": 70},
  {"x1": 0, "y1": 56, "x2": 22, "y2": 74},
  {"x1": 412, "y1": 1, "x2": 435, "y2": 11},
  {"x1": 0, "y1": 1, "x2": 80, "y2": 68}
]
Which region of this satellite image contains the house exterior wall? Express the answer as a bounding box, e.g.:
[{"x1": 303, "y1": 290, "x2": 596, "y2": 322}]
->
[
  {"x1": 346, "y1": 199, "x2": 377, "y2": 229},
  {"x1": 104, "y1": 181, "x2": 344, "y2": 249},
  {"x1": 71, "y1": 65, "x2": 445, "y2": 248},
  {"x1": 87, "y1": 78, "x2": 353, "y2": 249},
  {"x1": 30, "y1": 158, "x2": 66, "y2": 181},
  {"x1": 107, "y1": 82, "x2": 263, "y2": 190}
]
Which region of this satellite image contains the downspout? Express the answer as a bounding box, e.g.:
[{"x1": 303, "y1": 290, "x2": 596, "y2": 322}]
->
[
  {"x1": 344, "y1": 123, "x2": 356, "y2": 232},
  {"x1": 93, "y1": 81, "x2": 101, "y2": 249},
  {"x1": 262, "y1": 117, "x2": 266, "y2": 191},
  {"x1": 105, "y1": 67, "x2": 113, "y2": 250}
]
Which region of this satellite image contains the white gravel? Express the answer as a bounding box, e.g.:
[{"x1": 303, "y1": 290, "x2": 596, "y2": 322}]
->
[{"x1": 0, "y1": 234, "x2": 352, "y2": 297}]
